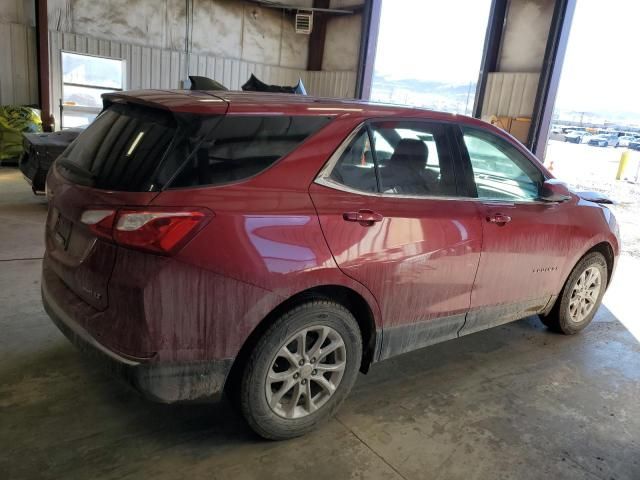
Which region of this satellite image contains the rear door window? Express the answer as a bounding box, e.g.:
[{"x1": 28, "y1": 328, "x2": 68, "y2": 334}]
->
[
  {"x1": 371, "y1": 122, "x2": 455, "y2": 197},
  {"x1": 325, "y1": 121, "x2": 458, "y2": 197}
]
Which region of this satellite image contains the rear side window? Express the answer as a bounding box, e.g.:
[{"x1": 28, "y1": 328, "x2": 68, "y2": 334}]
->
[
  {"x1": 58, "y1": 103, "x2": 177, "y2": 191},
  {"x1": 57, "y1": 106, "x2": 331, "y2": 191},
  {"x1": 170, "y1": 115, "x2": 332, "y2": 188}
]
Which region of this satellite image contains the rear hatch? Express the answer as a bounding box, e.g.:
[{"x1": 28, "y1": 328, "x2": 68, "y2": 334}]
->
[{"x1": 45, "y1": 96, "x2": 227, "y2": 310}]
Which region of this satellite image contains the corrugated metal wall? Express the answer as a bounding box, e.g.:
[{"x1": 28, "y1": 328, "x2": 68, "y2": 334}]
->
[
  {"x1": 48, "y1": 30, "x2": 357, "y2": 126},
  {"x1": 0, "y1": 25, "x2": 357, "y2": 123},
  {"x1": 0, "y1": 22, "x2": 38, "y2": 106},
  {"x1": 481, "y1": 72, "x2": 540, "y2": 118}
]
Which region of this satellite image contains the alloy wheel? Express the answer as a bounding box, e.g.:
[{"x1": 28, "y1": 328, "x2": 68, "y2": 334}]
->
[
  {"x1": 568, "y1": 266, "x2": 602, "y2": 323},
  {"x1": 265, "y1": 325, "x2": 347, "y2": 419}
]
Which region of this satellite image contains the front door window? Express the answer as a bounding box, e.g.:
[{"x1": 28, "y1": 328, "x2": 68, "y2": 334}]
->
[{"x1": 462, "y1": 127, "x2": 544, "y2": 201}]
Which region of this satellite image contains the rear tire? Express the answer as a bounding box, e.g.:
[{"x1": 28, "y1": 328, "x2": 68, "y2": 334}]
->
[
  {"x1": 541, "y1": 252, "x2": 607, "y2": 334},
  {"x1": 239, "y1": 300, "x2": 362, "y2": 440}
]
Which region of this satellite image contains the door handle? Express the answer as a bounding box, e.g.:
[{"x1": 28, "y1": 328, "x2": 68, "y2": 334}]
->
[
  {"x1": 486, "y1": 213, "x2": 512, "y2": 225},
  {"x1": 343, "y1": 209, "x2": 384, "y2": 226}
]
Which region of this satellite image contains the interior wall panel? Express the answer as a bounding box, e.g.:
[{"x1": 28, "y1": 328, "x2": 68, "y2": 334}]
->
[
  {"x1": 47, "y1": 30, "x2": 356, "y2": 127},
  {"x1": 0, "y1": 22, "x2": 39, "y2": 106},
  {"x1": 481, "y1": 72, "x2": 540, "y2": 118}
]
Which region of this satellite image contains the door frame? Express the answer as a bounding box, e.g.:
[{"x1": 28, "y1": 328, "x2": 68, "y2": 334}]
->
[{"x1": 312, "y1": 118, "x2": 486, "y2": 361}]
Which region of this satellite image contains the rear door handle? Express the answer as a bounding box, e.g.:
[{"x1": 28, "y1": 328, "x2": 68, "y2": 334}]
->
[
  {"x1": 486, "y1": 213, "x2": 512, "y2": 225},
  {"x1": 343, "y1": 209, "x2": 384, "y2": 226}
]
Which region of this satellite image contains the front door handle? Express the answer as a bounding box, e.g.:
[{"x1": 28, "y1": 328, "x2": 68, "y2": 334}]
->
[
  {"x1": 486, "y1": 213, "x2": 512, "y2": 225},
  {"x1": 343, "y1": 209, "x2": 384, "y2": 226}
]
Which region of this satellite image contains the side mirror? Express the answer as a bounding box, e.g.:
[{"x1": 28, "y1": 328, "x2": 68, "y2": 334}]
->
[{"x1": 539, "y1": 179, "x2": 571, "y2": 203}]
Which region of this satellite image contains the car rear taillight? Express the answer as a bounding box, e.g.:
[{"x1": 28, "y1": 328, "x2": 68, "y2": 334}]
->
[
  {"x1": 114, "y1": 210, "x2": 208, "y2": 254},
  {"x1": 80, "y1": 207, "x2": 211, "y2": 255},
  {"x1": 80, "y1": 209, "x2": 116, "y2": 240}
]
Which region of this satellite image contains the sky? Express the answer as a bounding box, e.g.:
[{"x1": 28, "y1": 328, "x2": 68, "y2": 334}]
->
[
  {"x1": 555, "y1": 0, "x2": 640, "y2": 116},
  {"x1": 373, "y1": 0, "x2": 640, "y2": 119},
  {"x1": 373, "y1": 0, "x2": 491, "y2": 85}
]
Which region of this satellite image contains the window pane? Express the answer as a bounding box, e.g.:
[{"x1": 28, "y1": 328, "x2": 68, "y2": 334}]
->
[
  {"x1": 373, "y1": 122, "x2": 455, "y2": 197},
  {"x1": 170, "y1": 115, "x2": 332, "y2": 188},
  {"x1": 370, "y1": 0, "x2": 492, "y2": 114},
  {"x1": 63, "y1": 85, "x2": 114, "y2": 108},
  {"x1": 61, "y1": 110, "x2": 98, "y2": 128},
  {"x1": 62, "y1": 52, "x2": 124, "y2": 89},
  {"x1": 462, "y1": 128, "x2": 543, "y2": 201},
  {"x1": 58, "y1": 103, "x2": 177, "y2": 191},
  {"x1": 329, "y1": 129, "x2": 377, "y2": 193}
]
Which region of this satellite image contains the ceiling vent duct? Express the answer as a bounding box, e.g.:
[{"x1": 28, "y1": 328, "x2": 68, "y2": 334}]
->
[{"x1": 295, "y1": 10, "x2": 313, "y2": 34}]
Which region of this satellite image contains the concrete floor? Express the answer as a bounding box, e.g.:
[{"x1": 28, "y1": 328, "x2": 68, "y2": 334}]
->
[{"x1": 1, "y1": 167, "x2": 638, "y2": 480}]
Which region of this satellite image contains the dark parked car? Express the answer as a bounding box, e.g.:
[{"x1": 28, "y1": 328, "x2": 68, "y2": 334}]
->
[
  {"x1": 589, "y1": 133, "x2": 619, "y2": 147},
  {"x1": 628, "y1": 138, "x2": 640, "y2": 151},
  {"x1": 19, "y1": 129, "x2": 82, "y2": 193},
  {"x1": 43, "y1": 90, "x2": 620, "y2": 439}
]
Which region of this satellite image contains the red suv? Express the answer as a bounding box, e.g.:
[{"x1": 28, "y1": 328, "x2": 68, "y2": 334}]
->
[{"x1": 43, "y1": 90, "x2": 620, "y2": 439}]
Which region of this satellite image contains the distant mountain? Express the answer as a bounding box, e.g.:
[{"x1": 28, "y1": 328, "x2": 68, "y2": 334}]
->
[
  {"x1": 370, "y1": 73, "x2": 477, "y2": 114},
  {"x1": 554, "y1": 108, "x2": 640, "y2": 128}
]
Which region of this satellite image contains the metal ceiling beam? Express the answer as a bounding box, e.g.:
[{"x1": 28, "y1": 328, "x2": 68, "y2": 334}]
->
[
  {"x1": 307, "y1": 0, "x2": 330, "y2": 71},
  {"x1": 246, "y1": 0, "x2": 360, "y2": 15},
  {"x1": 355, "y1": 0, "x2": 381, "y2": 99},
  {"x1": 472, "y1": 0, "x2": 508, "y2": 119},
  {"x1": 529, "y1": 0, "x2": 577, "y2": 159}
]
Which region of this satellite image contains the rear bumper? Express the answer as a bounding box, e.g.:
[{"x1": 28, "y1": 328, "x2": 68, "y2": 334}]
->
[{"x1": 42, "y1": 274, "x2": 233, "y2": 403}]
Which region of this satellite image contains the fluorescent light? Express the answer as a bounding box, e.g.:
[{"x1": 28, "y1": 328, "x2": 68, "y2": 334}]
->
[{"x1": 126, "y1": 131, "x2": 145, "y2": 156}]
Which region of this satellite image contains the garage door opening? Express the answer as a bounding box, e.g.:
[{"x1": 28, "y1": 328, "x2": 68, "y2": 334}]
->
[
  {"x1": 369, "y1": 0, "x2": 492, "y2": 114},
  {"x1": 545, "y1": 0, "x2": 640, "y2": 340}
]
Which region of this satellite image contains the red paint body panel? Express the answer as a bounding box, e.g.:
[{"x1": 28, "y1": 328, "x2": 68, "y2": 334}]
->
[
  {"x1": 471, "y1": 201, "x2": 573, "y2": 309},
  {"x1": 309, "y1": 184, "x2": 483, "y2": 326},
  {"x1": 42, "y1": 90, "x2": 620, "y2": 401}
]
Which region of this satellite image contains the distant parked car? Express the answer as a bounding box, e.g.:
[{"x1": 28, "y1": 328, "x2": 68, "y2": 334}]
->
[
  {"x1": 617, "y1": 135, "x2": 636, "y2": 148},
  {"x1": 565, "y1": 131, "x2": 587, "y2": 143},
  {"x1": 589, "y1": 134, "x2": 619, "y2": 147},
  {"x1": 580, "y1": 133, "x2": 593, "y2": 144},
  {"x1": 629, "y1": 139, "x2": 640, "y2": 151}
]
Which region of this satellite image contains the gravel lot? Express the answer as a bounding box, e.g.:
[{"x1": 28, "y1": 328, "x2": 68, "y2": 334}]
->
[{"x1": 545, "y1": 140, "x2": 640, "y2": 258}]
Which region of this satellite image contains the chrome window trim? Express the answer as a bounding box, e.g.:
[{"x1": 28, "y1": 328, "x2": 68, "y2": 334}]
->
[
  {"x1": 314, "y1": 122, "x2": 555, "y2": 206},
  {"x1": 315, "y1": 122, "x2": 367, "y2": 180}
]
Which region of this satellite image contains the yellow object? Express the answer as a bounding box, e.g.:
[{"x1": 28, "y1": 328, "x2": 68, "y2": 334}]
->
[{"x1": 616, "y1": 151, "x2": 630, "y2": 180}]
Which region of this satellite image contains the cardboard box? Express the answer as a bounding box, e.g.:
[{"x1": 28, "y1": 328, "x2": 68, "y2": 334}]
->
[
  {"x1": 509, "y1": 117, "x2": 531, "y2": 144},
  {"x1": 487, "y1": 115, "x2": 512, "y2": 132}
]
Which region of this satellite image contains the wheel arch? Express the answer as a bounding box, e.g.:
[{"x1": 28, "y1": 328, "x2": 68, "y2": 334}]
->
[
  {"x1": 224, "y1": 284, "x2": 379, "y2": 396},
  {"x1": 584, "y1": 241, "x2": 615, "y2": 287}
]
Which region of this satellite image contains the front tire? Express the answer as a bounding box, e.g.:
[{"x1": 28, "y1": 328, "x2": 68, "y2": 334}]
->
[
  {"x1": 541, "y1": 252, "x2": 607, "y2": 334},
  {"x1": 240, "y1": 300, "x2": 362, "y2": 440}
]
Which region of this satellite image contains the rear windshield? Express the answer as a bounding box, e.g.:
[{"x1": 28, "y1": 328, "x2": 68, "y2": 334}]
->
[
  {"x1": 57, "y1": 103, "x2": 332, "y2": 191},
  {"x1": 57, "y1": 103, "x2": 177, "y2": 191}
]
